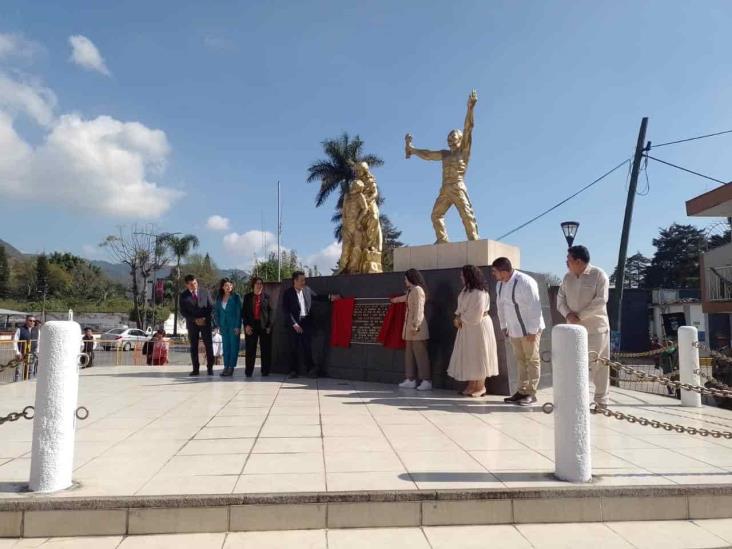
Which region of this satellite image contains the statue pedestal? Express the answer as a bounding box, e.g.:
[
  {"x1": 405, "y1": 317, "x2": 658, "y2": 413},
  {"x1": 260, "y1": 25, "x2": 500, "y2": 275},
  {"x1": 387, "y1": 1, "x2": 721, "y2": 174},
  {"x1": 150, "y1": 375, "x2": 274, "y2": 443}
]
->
[{"x1": 393, "y1": 239, "x2": 521, "y2": 271}]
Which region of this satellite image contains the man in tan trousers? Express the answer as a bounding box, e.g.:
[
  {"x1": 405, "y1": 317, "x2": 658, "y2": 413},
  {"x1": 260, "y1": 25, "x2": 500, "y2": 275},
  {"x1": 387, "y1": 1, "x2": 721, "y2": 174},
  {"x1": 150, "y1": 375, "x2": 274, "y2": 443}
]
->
[
  {"x1": 557, "y1": 245, "x2": 611, "y2": 407},
  {"x1": 492, "y1": 257, "x2": 545, "y2": 407}
]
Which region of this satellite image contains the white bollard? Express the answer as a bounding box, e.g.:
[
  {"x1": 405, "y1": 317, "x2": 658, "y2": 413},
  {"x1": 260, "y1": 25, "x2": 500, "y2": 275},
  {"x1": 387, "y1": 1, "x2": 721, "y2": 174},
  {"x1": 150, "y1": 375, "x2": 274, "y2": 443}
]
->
[
  {"x1": 552, "y1": 324, "x2": 592, "y2": 483},
  {"x1": 678, "y1": 326, "x2": 702, "y2": 408},
  {"x1": 29, "y1": 321, "x2": 82, "y2": 492}
]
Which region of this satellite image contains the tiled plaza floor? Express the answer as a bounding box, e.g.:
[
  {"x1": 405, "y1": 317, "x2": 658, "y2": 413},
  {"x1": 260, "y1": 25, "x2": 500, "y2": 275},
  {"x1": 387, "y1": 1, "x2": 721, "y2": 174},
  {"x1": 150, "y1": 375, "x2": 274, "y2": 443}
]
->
[
  {"x1": 2, "y1": 520, "x2": 732, "y2": 548},
  {"x1": 1, "y1": 364, "x2": 731, "y2": 497}
]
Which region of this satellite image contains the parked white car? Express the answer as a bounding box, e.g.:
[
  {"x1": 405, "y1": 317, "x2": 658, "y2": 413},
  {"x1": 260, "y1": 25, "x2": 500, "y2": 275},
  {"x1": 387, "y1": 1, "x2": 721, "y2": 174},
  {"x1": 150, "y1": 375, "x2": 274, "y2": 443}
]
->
[{"x1": 99, "y1": 328, "x2": 149, "y2": 351}]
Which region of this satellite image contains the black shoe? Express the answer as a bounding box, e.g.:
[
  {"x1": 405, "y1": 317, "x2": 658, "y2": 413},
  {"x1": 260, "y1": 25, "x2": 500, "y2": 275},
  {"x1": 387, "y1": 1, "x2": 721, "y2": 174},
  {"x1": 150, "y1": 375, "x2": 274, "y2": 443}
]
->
[
  {"x1": 220, "y1": 368, "x2": 233, "y2": 377},
  {"x1": 518, "y1": 395, "x2": 538, "y2": 407},
  {"x1": 504, "y1": 392, "x2": 522, "y2": 403},
  {"x1": 245, "y1": 371, "x2": 253, "y2": 378},
  {"x1": 287, "y1": 371, "x2": 299, "y2": 379},
  {"x1": 306, "y1": 369, "x2": 318, "y2": 379},
  {"x1": 189, "y1": 370, "x2": 200, "y2": 376},
  {"x1": 261, "y1": 372, "x2": 269, "y2": 377},
  {"x1": 207, "y1": 369, "x2": 214, "y2": 376}
]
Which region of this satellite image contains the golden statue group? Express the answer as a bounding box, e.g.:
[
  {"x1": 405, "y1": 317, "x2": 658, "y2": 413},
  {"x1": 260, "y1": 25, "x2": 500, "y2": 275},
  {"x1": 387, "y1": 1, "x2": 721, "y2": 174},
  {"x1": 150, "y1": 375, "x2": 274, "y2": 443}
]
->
[
  {"x1": 337, "y1": 90, "x2": 479, "y2": 274},
  {"x1": 336, "y1": 161, "x2": 384, "y2": 274}
]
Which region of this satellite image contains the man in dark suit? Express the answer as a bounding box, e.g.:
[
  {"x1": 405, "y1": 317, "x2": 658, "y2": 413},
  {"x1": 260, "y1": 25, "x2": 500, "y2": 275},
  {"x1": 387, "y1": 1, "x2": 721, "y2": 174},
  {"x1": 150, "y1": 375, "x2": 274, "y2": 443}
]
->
[
  {"x1": 242, "y1": 276, "x2": 273, "y2": 377},
  {"x1": 282, "y1": 271, "x2": 339, "y2": 378},
  {"x1": 179, "y1": 274, "x2": 216, "y2": 376}
]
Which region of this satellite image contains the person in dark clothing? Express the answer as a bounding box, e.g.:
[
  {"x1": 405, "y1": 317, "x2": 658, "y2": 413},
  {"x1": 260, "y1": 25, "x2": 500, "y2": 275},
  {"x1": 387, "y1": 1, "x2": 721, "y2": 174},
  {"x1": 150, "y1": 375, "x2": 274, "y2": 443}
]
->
[
  {"x1": 14, "y1": 315, "x2": 35, "y2": 359},
  {"x1": 82, "y1": 327, "x2": 95, "y2": 369},
  {"x1": 242, "y1": 277, "x2": 273, "y2": 377},
  {"x1": 179, "y1": 274, "x2": 216, "y2": 376},
  {"x1": 281, "y1": 271, "x2": 340, "y2": 378}
]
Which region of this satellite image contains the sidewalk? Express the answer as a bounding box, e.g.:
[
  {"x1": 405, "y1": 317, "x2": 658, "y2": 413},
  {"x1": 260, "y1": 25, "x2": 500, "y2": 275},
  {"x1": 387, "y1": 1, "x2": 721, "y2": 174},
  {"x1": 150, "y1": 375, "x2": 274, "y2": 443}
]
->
[
  {"x1": 1, "y1": 364, "x2": 731, "y2": 499},
  {"x1": 2, "y1": 520, "x2": 732, "y2": 548}
]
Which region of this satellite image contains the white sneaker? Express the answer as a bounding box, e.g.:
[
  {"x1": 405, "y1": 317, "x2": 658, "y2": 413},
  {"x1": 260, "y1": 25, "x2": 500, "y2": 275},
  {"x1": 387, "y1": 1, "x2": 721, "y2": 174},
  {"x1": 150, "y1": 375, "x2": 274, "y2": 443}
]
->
[
  {"x1": 417, "y1": 380, "x2": 432, "y2": 391},
  {"x1": 399, "y1": 379, "x2": 417, "y2": 389}
]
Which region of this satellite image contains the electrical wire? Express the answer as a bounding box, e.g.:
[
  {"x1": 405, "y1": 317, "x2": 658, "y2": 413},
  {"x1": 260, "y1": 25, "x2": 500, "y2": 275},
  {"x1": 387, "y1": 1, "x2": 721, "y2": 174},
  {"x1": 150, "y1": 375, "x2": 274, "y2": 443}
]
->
[
  {"x1": 637, "y1": 156, "x2": 650, "y2": 196},
  {"x1": 650, "y1": 129, "x2": 732, "y2": 149},
  {"x1": 496, "y1": 158, "x2": 631, "y2": 241},
  {"x1": 643, "y1": 154, "x2": 727, "y2": 185}
]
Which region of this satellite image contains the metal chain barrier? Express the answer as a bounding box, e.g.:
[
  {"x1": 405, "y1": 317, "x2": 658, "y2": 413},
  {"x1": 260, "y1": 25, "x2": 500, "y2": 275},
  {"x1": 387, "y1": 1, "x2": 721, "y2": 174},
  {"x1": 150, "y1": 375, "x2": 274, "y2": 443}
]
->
[
  {"x1": 695, "y1": 342, "x2": 732, "y2": 365},
  {"x1": 0, "y1": 404, "x2": 88, "y2": 425},
  {"x1": 612, "y1": 346, "x2": 677, "y2": 359},
  {"x1": 0, "y1": 405, "x2": 34, "y2": 425},
  {"x1": 696, "y1": 368, "x2": 731, "y2": 390},
  {"x1": 590, "y1": 402, "x2": 732, "y2": 439},
  {"x1": 596, "y1": 355, "x2": 732, "y2": 399},
  {"x1": 0, "y1": 357, "x2": 23, "y2": 373}
]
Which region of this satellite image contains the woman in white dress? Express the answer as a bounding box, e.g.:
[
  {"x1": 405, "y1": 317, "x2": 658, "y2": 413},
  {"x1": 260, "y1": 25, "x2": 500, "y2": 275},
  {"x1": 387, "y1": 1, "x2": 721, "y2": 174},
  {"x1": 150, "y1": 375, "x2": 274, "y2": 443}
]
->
[{"x1": 447, "y1": 265, "x2": 499, "y2": 397}]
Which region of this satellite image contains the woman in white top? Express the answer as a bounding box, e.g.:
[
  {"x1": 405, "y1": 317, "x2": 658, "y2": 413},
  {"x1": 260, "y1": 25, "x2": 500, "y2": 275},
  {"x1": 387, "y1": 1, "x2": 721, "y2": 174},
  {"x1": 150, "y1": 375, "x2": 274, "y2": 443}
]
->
[{"x1": 447, "y1": 265, "x2": 499, "y2": 397}]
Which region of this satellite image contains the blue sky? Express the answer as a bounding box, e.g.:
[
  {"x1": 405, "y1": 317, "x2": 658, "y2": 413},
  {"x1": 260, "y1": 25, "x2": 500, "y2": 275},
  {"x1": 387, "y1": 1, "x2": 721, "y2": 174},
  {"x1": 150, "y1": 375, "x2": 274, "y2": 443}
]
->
[{"x1": 1, "y1": 1, "x2": 731, "y2": 277}]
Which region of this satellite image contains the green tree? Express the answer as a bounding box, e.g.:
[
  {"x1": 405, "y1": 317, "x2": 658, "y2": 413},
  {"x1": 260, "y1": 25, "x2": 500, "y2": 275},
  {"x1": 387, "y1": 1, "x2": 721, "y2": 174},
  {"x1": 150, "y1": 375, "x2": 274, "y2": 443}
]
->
[
  {"x1": 182, "y1": 253, "x2": 220, "y2": 291},
  {"x1": 253, "y1": 250, "x2": 305, "y2": 282},
  {"x1": 35, "y1": 254, "x2": 50, "y2": 298},
  {"x1": 708, "y1": 229, "x2": 731, "y2": 250},
  {"x1": 644, "y1": 224, "x2": 706, "y2": 288},
  {"x1": 380, "y1": 215, "x2": 404, "y2": 272},
  {"x1": 610, "y1": 252, "x2": 651, "y2": 289},
  {"x1": 0, "y1": 246, "x2": 9, "y2": 298},
  {"x1": 161, "y1": 234, "x2": 199, "y2": 335},
  {"x1": 48, "y1": 252, "x2": 123, "y2": 303}
]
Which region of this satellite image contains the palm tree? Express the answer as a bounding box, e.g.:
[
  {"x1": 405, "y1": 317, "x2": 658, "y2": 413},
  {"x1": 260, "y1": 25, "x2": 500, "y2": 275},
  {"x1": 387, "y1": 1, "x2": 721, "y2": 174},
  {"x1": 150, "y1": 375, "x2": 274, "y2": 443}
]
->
[
  {"x1": 307, "y1": 132, "x2": 384, "y2": 240},
  {"x1": 162, "y1": 234, "x2": 199, "y2": 336}
]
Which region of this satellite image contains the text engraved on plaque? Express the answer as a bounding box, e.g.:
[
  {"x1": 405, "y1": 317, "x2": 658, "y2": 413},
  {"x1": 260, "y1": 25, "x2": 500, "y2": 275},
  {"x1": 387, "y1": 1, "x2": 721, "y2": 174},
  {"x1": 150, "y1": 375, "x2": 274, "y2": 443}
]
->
[{"x1": 351, "y1": 303, "x2": 389, "y2": 344}]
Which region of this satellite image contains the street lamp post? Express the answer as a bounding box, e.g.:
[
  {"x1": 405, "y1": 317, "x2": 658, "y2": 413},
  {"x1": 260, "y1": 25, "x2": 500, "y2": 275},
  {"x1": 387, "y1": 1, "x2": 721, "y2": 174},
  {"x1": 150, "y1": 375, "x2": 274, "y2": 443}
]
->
[{"x1": 561, "y1": 221, "x2": 580, "y2": 248}]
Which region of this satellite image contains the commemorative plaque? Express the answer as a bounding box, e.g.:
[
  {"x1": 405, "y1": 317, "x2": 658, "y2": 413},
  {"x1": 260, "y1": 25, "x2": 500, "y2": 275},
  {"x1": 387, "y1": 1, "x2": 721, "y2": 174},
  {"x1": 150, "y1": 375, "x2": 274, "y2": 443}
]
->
[{"x1": 351, "y1": 302, "x2": 389, "y2": 344}]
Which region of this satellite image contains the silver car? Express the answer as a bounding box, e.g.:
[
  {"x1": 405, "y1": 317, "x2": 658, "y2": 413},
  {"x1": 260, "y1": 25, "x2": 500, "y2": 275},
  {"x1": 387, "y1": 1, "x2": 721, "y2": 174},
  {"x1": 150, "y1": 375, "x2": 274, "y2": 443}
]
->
[{"x1": 99, "y1": 328, "x2": 149, "y2": 351}]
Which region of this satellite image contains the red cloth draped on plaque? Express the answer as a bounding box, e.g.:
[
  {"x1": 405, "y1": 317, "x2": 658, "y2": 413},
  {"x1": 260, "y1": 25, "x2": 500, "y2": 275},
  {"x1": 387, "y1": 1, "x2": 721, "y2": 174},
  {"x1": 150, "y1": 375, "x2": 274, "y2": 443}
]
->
[
  {"x1": 330, "y1": 297, "x2": 356, "y2": 348},
  {"x1": 378, "y1": 301, "x2": 407, "y2": 350}
]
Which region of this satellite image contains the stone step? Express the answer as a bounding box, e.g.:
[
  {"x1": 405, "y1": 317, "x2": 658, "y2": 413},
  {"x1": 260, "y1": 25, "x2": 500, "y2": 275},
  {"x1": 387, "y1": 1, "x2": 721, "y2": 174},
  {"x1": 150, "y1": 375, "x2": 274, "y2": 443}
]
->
[{"x1": 2, "y1": 484, "x2": 731, "y2": 538}]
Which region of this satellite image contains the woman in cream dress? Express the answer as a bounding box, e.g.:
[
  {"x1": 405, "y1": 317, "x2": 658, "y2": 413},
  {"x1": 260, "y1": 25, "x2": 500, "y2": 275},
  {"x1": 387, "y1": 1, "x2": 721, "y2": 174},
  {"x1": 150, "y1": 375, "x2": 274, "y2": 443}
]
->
[{"x1": 448, "y1": 265, "x2": 499, "y2": 397}]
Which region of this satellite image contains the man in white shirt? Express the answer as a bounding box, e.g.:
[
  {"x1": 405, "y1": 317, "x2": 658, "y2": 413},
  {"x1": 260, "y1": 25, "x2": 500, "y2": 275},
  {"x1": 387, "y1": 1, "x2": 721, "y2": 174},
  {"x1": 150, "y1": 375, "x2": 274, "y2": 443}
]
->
[
  {"x1": 491, "y1": 257, "x2": 545, "y2": 406},
  {"x1": 282, "y1": 271, "x2": 340, "y2": 378},
  {"x1": 557, "y1": 245, "x2": 610, "y2": 407}
]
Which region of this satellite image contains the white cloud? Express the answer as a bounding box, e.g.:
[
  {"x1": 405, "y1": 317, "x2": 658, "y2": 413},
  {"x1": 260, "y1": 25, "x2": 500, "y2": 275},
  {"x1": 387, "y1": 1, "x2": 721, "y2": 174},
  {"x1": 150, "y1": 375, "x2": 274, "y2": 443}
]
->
[
  {"x1": 68, "y1": 35, "x2": 110, "y2": 76},
  {"x1": 306, "y1": 242, "x2": 341, "y2": 274},
  {"x1": 206, "y1": 215, "x2": 230, "y2": 231},
  {"x1": 0, "y1": 70, "x2": 183, "y2": 218},
  {"x1": 0, "y1": 32, "x2": 42, "y2": 60},
  {"x1": 223, "y1": 230, "x2": 279, "y2": 266},
  {"x1": 0, "y1": 72, "x2": 56, "y2": 126}
]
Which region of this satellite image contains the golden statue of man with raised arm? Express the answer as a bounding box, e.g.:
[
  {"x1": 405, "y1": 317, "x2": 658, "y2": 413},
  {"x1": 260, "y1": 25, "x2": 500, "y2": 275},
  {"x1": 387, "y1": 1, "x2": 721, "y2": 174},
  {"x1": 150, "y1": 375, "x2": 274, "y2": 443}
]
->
[{"x1": 405, "y1": 90, "x2": 479, "y2": 243}]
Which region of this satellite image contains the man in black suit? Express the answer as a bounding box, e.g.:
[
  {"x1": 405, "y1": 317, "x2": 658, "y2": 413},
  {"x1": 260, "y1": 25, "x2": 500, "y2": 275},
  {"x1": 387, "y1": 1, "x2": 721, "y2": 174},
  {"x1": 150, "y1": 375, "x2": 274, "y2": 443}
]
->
[
  {"x1": 242, "y1": 276, "x2": 272, "y2": 377},
  {"x1": 179, "y1": 274, "x2": 216, "y2": 376},
  {"x1": 282, "y1": 271, "x2": 339, "y2": 378}
]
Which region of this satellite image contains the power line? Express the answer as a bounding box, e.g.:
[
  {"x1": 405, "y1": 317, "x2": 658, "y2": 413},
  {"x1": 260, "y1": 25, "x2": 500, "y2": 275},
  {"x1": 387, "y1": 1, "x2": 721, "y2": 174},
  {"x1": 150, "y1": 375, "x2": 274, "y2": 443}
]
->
[
  {"x1": 496, "y1": 158, "x2": 631, "y2": 241},
  {"x1": 643, "y1": 154, "x2": 727, "y2": 185},
  {"x1": 651, "y1": 128, "x2": 732, "y2": 149}
]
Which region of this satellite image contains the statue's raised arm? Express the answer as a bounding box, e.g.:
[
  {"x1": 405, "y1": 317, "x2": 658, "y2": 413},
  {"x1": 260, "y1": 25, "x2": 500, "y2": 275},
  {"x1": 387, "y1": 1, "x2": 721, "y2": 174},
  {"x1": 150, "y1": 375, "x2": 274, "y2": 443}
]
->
[
  {"x1": 404, "y1": 133, "x2": 443, "y2": 161},
  {"x1": 461, "y1": 90, "x2": 477, "y2": 166}
]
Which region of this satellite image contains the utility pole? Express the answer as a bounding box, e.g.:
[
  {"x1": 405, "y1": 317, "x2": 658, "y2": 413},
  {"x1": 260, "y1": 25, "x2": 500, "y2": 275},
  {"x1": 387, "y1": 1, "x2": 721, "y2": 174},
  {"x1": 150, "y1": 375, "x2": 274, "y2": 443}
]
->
[
  {"x1": 610, "y1": 117, "x2": 649, "y2": 349},
  {"x1": 277, "y1": 181, "x2": 282, "y2": 282}
]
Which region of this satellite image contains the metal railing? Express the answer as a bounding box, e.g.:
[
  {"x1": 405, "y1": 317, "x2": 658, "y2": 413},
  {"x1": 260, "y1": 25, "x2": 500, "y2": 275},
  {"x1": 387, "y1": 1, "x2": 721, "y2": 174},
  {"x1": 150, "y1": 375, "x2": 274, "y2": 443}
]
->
[{"x1": 707, "y1": 265, "x2": 732, "y2": 301}]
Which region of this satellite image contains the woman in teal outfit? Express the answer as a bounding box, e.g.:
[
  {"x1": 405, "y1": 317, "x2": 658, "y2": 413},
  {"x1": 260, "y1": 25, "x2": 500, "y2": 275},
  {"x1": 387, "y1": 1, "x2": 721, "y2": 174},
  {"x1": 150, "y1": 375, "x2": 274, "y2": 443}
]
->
[{"x1": 214, "y1": 278, "x2": 243, "y2": 377}]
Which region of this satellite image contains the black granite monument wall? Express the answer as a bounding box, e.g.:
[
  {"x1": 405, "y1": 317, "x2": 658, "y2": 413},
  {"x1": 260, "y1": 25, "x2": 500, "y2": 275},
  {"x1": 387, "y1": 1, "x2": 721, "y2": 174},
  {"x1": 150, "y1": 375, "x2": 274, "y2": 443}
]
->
[{"x1": 268, "y1": 268, "x2": 553, "y2": 395}]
